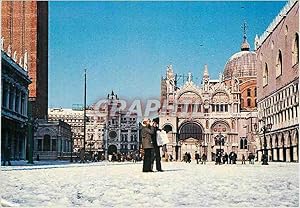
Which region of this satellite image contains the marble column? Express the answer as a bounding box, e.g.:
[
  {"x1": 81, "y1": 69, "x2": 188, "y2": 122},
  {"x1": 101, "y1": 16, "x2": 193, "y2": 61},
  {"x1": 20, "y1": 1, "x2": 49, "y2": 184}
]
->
[
  {"x1": 18, "y1": 90, "x2": 22, "y2": 113},
  {"x1": 279, "y1": 147, "x2": 284, "y2": 162},
  {"x1": 273, "y1": 147, "x2": 278, "y2": 161},
  {"x1": 6, "y1": 84, "x2": 10, "y2": 108}
]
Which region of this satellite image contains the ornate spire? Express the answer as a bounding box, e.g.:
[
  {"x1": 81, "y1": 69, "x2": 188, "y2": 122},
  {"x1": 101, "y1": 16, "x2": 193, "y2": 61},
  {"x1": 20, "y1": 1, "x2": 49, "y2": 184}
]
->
[{"x1": 241, "y1": 21, "x2": 250, "y2": 51}]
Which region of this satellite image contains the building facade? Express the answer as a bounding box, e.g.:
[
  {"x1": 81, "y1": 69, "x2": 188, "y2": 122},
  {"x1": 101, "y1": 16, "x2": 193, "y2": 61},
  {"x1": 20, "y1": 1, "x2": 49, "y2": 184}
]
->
[
  {"x1": 255, "y1": 0, "x2": 299, "y2": 162},
  {"x1": 1, "y1": 50, "x2": 31, "y2": 161},
  {"x1": 1, "y1": 1, "x2": 48, "y2": 119},
  {"x1": 48, "y1": 91, "x2": 139, "y2": 158},
  {"x1": 159, "y1": 65, "x2": 256, "y2": 161},
  {"x1": 101, "y1": 91, "x2": 139, "y2": 157},
  {"x1": 33, "y1": 119, "x2": 72, "y2": 160},
  {"x1": 48, "y1": 108, "x2": 85, "y2": 152}
]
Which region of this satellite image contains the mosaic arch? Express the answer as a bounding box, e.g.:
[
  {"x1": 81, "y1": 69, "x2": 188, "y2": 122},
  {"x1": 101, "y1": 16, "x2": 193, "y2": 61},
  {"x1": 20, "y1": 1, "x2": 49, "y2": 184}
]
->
[
  {"x1": 211, "y1": 121, "x2": 231, "y2": 134},
  {"x1": 178, "y1": 121, "x2": 204, "y2": 141}
]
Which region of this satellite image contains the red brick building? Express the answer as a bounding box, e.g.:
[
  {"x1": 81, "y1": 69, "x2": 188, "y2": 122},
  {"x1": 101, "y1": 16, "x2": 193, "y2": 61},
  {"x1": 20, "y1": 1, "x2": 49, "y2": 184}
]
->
[
  {"x1": 1, "y1": 1, "x2": 48, "y2": 119},
  {"x1": 255, "y1": 0, "x2": 299, "y2": 162}
]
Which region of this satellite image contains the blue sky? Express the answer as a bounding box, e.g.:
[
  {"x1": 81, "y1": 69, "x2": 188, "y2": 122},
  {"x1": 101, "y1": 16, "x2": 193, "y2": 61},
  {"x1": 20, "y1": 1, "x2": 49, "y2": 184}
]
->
[{"x1": 48, "y1": 1, "x2": 285, "y2": 108}]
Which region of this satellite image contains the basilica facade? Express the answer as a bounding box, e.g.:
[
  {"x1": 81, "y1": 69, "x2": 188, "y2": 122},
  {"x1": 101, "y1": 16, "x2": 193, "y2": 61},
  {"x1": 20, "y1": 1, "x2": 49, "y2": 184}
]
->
[{"x1": 159, "y1": 36, "x2": 257, "y2": 162}]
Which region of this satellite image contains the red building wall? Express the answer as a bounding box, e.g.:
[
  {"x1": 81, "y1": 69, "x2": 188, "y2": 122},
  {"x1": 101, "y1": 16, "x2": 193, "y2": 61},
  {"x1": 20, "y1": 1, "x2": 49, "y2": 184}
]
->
[
  {"x1": 1, "y1": 1, "x2": 48, "y2": 119},
  {"x1": 256, "y1": 1, "x2": 299, "y2": 100}
]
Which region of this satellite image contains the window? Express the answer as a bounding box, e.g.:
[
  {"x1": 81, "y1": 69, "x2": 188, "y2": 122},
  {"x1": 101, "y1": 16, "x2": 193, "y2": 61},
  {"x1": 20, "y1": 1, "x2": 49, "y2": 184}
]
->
[
  {"x1": 163, "y1": 125, "x2": 173, "y2": 133},
  {"x1": 247, "y1": 88, "x2": 251, "y2": 97},
  {"x1": 225, "y1": 105, "x2": 228, "y2": 112},
  {"x1": 254, "y1": 88, "x2": 257, "y2": 97},
  {"x1": 292, "y1": 33, "x2": 299, "y2": 65},
  {"x1": 52, "y1": 139, "x2": 57, "y2": 151},
  {"x1": 9, "y1": 89, "x2": 14, "y2": 110},
  {"x1": 276, "y1": 50, "x2": 282, "y2": 77},
  {"x1": 263, "y1": 63, "x2": 269, "y2": 86},
  {"x1": 240, "y1": 138, "x2": 248, "y2": 149},
  {"x1": 38, "y1": 139, "x2": 42, "y2": 151},
  {"x1": 247, "y1": 98, "x2": 251, "y2": 107},
  {"x1": 2, "y1": 84, "x2": 8, "y2": 108},
  {"x1": 254, "y1": 99, "x2": 257, "y2": 107},
  {"x1": 43, "y1": 135, "x2": 51, "y2": 151}
]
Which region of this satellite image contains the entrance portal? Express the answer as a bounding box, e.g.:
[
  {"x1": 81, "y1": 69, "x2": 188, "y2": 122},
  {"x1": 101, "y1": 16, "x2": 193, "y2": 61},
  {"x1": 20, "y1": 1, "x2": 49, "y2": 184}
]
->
[
  {"x1": 178, "y1": 122, "x2": 203, "y2": 160},
  {"x1": 108, "y1": 145, "x2": 117, "y2": 155}
]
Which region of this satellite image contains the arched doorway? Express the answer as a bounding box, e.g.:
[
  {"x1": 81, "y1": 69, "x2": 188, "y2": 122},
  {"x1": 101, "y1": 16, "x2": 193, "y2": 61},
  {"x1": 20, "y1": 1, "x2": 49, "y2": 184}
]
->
[
  {"x1": 179, "y1": 122, "x2": 203, "y2": 140},
  {"x1": 108, "y1": 145, "x2": 117, "y2": 155},
  {"x1": 178, "y1": 122, "x2": 203, "y2": 160}
]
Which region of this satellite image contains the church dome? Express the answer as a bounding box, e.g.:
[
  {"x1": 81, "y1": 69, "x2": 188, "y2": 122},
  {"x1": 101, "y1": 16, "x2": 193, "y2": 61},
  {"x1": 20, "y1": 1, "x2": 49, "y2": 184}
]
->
[{"x1": 223, "y1": 41, "x2": 257, "y2": 81}]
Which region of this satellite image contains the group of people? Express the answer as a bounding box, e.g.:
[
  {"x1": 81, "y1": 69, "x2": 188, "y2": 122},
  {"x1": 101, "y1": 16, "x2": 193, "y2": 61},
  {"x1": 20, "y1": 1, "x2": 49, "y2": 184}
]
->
[
  {"x1": 109, "y1": 151, "x2": 141, "y2": 162},
  {"x1": 141, "y1": 118, "x2": 163, "y2": 172},
  {"x1": 183, "y1": 152, "x2": 207, "y2": 164},
  {"x1": 194, "y1": 151, "x2": 207, "y2": 164},
  {"x1": 215, "y1": 151, "x2": 256, "y2": 165}
]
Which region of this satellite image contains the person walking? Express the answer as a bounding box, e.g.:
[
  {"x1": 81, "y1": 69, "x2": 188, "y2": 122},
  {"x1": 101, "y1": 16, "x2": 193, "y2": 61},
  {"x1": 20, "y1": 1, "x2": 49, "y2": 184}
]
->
[
  {"x1": 224, "y1": 152, "x2": 229, "y2": 164},
  {"x1": 242, "y1": 154, "x2": 246, "y2": 164},
  {"x1": 141, "y1": 118, "x2": 155, "y2": 172},
  {"x1": 151, "y1": 121, "x2": 163, "y2": 172},
  {"x1": 195, "y1": 151, "x2": 200, "y2": 164},
  {"x1": 187, "y1": 152, "x2": 191, "y2": 163},
  {"x1": 79, "y1": 148, "x2": 85, "y2": 163},
  {"x1": 201, "y1": 153, "x2": 207, "y2": 164},
  {"x1": 183, "y1": 152, "x2": 188, "y2": 162}
]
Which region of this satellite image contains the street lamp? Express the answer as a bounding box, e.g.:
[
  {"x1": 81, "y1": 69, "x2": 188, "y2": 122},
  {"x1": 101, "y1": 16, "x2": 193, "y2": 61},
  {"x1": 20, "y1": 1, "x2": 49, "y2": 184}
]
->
[
  {"x1": 214, "y1": 132, "x2": 225, "y2": 165},
  {"x1": 254, "y1": 118, "x2": 272, "y2": 165},
  {"x1": 70, "y1": 132, "x2": 75, "y2": 162}
]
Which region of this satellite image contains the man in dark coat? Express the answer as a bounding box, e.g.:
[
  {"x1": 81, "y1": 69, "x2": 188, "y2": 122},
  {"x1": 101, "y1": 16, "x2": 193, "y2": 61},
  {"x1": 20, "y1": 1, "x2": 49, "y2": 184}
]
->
[
  {"x1": 195, "y1": 151, "x2": 200, "y2": 164},
  {"x1": 141, "y1": 118, "x2": 155, "y2": 172},
  {"x1": 151, "y1": 121, "x2": 163, "y2": 172}
]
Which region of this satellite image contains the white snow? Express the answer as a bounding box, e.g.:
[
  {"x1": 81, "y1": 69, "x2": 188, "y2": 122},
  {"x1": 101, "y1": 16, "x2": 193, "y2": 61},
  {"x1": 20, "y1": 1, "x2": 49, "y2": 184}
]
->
[{"x1": 1, "y1": 161, "x2": 299, "y2": 207}]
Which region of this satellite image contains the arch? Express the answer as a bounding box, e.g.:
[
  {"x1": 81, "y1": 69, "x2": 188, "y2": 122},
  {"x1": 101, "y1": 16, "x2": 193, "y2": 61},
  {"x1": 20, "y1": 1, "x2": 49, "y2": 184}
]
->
[
  {"x1": 276, "y1": 50, "x2": 282, "y2": 77},
  {"x1": 247, "y1": 88, "x2": 251, "y2": 97},
  {"x1": 211, "y1": 120, "x2": 231, "y2": 133},
  {"x1": 178, "y1": 121, "x2": 204, "y2": 141},
  {"x1": 162, "y1": 124, "x2": 173, "y2": 133},
  {"x1": 247, "y1": 98, "x2": 251, "y2": 107},
  {"x1": 108, "y1": 145, "x2": 117, "y2": 155},
  {"x1": 177, "y1": 90, "x2": 202, "y2": 102},
  {"x1": 211, "y1": 91, "x2": 230, "y2": 103},
  {"x1": 292, "y1": 33, "x2": 299, "y2": 65},
  {"x1": 37, "y1": 127, "x2": 57, "y2": 137}
]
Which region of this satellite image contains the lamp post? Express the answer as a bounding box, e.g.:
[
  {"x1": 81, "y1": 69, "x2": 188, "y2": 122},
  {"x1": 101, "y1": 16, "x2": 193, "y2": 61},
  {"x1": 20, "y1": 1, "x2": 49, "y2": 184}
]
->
[
  {"x1": 88, "y1": 140, "x2": 95, "y2": 161},
  {"x1": 254, "y1": 118, "x2": 272, "y2": 165},
  {"x1": 214, "y1": 132, "x2": 225, "y2": 165},
  {"x1": 174, "y1": 132, "x2": 179, "y2": 161},
  {"x1": 70, "y1": 132, "x2": 74, "y2": 162}
]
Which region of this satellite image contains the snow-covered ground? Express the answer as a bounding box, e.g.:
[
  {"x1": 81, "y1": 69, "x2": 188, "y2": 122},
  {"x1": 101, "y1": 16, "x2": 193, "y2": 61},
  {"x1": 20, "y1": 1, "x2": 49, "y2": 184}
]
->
[{"x1": 1, "y1": 161, "x2": 299, "y2": 207}]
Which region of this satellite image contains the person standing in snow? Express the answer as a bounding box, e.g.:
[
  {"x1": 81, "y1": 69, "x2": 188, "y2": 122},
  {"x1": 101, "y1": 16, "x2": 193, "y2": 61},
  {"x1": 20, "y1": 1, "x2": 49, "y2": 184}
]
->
[
  {"x1": 241, "y1": 154, "x2": 246, "y2": 164},
  {"x1": 141, "y1": 118, "x2": 155, "y2": 172},
  {"x1": 151, "y1": 121, "x2": 163, "y2": 172},
  {"x1": 195, "y1": 151, "x2": 200, "y2": 164},
  {"x1": 201, "y1": 153, "x2": 207, "y2": 164}
]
